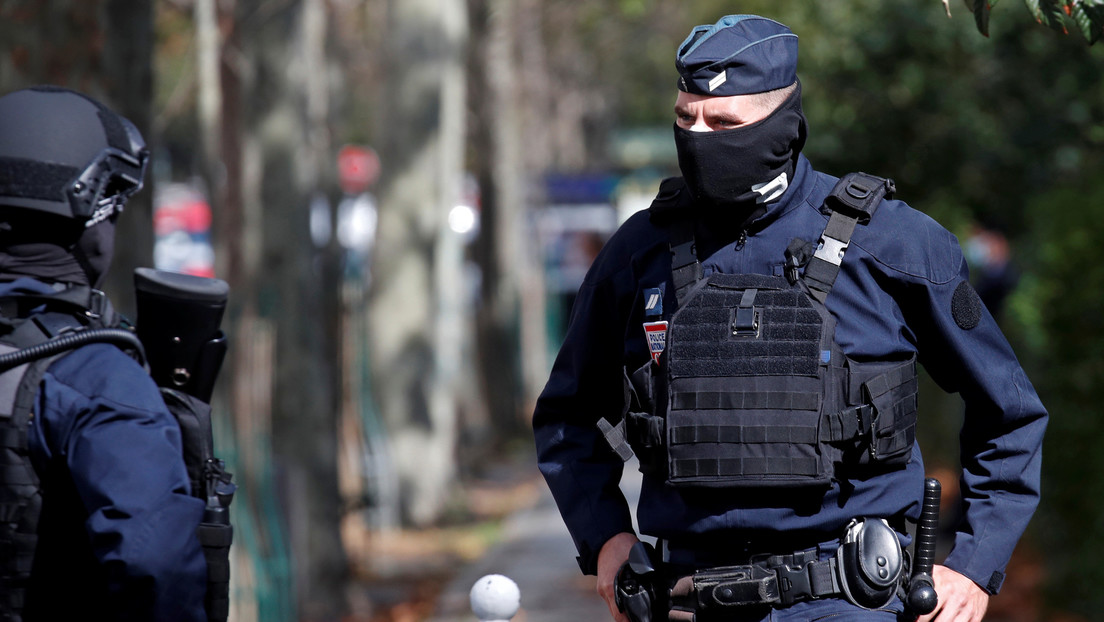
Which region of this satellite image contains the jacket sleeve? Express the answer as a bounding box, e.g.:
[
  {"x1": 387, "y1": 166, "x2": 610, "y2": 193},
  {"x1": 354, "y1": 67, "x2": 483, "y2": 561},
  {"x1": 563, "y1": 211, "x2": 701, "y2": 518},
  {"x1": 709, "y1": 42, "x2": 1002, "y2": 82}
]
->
[
  {"x1": 39, "y1": 345, "x2": 208, "y2": 622},
  {"x1": 902, "y1": 227, "x2": 1048, "y2": 595},
  {"x1": 533, "y1": 264, "x2": 638, "y2": 575}
]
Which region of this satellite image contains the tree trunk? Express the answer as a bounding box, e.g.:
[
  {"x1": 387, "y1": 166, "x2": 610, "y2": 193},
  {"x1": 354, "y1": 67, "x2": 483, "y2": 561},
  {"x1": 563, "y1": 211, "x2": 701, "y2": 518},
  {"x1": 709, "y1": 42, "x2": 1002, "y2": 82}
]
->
[
  {"x1": 236, "y1": 0, "x2": 348, "y2": 617},
  {"x1": 368, "y1": 0, "x2": 468, "y2": 527},
  {"x1": 101, "y1": 0, "x2": 155, "y2": 316},
  {"x1": 466, "y1": 0, "x2": 531, "y2": 455},
  {"x1": 0, "y1": 0, "x2": 155, "y2": 315}
]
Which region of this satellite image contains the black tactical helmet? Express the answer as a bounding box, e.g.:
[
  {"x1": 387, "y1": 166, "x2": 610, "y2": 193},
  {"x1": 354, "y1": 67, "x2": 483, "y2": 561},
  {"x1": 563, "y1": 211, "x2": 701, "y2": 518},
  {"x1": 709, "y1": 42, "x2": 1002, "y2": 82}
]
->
[{"x1": 0, "y1": 86, "x2": 149, "y2": 227}]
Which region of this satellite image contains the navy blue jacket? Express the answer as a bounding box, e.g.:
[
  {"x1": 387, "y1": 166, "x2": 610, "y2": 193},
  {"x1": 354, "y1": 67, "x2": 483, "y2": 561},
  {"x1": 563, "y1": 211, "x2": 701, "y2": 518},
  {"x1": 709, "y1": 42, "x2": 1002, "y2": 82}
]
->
[
  {"x1": 3, "y1": 280, "x2": 207, "y2": 621},
  {"x1": 533, "y1": 155, "x2": 1047, "y2": 594}
]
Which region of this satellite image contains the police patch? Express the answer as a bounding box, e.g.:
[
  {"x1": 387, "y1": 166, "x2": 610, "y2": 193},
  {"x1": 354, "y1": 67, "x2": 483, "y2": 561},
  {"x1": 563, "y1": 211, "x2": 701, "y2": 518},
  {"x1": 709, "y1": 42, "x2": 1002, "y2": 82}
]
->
[
  {"x1": 643, "y1": 321, "x2": 668, "y2": 363},
  {"x1": 951, "y1": 280, "x2": 983, "y2": 330}
]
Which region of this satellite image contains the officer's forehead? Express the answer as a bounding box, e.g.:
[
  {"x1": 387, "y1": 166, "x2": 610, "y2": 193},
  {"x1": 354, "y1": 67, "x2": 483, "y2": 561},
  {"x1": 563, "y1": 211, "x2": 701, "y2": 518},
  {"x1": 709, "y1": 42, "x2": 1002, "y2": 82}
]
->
[
  {"x1": 675, "y1": 14, "x2": 798, "y2": 97},
  {"x1": 673, "y1": 91, "x2": 773, "y2": 120}
]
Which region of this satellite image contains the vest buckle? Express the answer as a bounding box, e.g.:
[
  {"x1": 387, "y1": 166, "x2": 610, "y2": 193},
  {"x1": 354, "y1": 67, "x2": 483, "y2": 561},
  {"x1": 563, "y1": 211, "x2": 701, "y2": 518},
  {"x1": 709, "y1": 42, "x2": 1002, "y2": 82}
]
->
[
  {"x1": 814, "y1": 235, "x2": 849, "y2": 267},
  {"x1": 731, "y1": 307, "x2": 760, "y2": 337}
]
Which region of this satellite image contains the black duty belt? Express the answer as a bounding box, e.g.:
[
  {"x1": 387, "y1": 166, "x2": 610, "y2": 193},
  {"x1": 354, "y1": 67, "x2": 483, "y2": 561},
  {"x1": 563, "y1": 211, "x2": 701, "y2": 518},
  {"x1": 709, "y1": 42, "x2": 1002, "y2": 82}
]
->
[
  {"x1": 663, "y1": 517, "x2": 907, "y2": 617},
  {"x1": 669, "y1": 549, "x2": 844, "y2": 613}
]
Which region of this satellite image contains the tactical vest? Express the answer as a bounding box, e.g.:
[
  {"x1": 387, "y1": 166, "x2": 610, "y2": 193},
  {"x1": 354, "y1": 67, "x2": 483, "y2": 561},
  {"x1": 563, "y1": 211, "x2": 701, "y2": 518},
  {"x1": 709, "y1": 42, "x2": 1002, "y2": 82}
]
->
[
  {"x1": 601, "y1": 173, "x2": 919, "y2": 491},
  {"x1": 0, "y1": 287, "x2": 233, "y2": 622}
]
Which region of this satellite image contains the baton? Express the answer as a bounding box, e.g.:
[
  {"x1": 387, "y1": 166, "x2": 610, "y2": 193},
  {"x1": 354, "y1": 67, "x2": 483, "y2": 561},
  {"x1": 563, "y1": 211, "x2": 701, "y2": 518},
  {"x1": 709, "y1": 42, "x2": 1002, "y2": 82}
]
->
[{"x1": 907, "y1": 477, "x2": 941, "y2": 615}]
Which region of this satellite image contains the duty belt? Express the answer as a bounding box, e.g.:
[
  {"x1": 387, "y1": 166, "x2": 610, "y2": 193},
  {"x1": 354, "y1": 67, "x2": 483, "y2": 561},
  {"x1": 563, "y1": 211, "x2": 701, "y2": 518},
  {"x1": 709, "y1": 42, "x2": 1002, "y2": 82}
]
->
[
  {"x1": 662, "y1": 517, "x2": 907, "y2": 616},
  {"x1": 668, "y1": 549, "x2": 846, "y2": 614}
]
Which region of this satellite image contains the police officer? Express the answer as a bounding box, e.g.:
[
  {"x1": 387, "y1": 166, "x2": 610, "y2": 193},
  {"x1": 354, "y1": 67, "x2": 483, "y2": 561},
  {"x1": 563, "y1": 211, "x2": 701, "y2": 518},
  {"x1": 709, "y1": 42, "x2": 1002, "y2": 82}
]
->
[
  {"x1": 533, "y1": 15, "x2": 1046, "y2": 622},
  {"x1": 0, "y1": 86, "x2": 207, "y2": 621}
]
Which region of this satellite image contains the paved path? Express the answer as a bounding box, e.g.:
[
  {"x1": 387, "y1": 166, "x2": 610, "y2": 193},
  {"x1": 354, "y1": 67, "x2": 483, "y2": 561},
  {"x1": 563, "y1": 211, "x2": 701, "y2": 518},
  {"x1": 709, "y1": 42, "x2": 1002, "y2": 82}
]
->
[{"x1": 427, "y1": 462, "x2": 643, "y2": 622}]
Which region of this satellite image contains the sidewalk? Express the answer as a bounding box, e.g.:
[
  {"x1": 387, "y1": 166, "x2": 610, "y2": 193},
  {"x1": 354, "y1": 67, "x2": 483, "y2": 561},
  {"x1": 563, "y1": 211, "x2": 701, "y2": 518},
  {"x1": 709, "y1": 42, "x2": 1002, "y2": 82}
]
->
[{"x1": 426, "y1": 462, "x2": 643, "y2": 622}]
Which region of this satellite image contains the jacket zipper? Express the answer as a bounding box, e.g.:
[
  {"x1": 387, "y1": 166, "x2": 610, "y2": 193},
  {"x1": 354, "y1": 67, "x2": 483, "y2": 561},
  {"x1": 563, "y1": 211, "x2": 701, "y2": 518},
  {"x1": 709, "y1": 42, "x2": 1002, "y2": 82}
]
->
[{"x1": 735, "y1": 229, "x2": 748, "y2": 251}]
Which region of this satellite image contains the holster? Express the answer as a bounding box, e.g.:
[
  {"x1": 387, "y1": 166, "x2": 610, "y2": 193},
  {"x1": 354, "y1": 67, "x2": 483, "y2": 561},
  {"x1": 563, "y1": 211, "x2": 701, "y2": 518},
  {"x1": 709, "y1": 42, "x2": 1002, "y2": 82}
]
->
[
  {"x1": 615, "y1": 542, "x2": 661, "y2": 622},
  {"x1": 835, "y1": 518, "x2": 904, "y2": 610}
]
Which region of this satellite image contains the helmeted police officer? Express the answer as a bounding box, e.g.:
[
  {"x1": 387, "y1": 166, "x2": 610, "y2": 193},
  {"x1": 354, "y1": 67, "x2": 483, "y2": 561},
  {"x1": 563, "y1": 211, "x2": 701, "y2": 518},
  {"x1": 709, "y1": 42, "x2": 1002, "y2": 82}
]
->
[
  {"x1": 0, "y1": 86, "x2": 207, "y2": 621},
  {"x1": 533, "y1": 15, "x2": 1046, "y2": 622}
]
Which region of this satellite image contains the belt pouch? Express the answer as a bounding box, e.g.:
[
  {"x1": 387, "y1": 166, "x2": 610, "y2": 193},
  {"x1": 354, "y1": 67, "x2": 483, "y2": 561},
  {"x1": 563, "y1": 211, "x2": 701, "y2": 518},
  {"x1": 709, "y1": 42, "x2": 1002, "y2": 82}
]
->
[{"x1": 690, "y1": 565, "x2": 780, "y2": 609}]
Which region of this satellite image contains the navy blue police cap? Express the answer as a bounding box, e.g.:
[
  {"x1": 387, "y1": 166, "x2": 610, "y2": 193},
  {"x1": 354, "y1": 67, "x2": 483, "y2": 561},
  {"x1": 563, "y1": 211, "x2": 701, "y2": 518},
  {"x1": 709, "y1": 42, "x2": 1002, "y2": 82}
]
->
[{"x1": 676, "y1": 15, "x2": 798, "y2": 96}]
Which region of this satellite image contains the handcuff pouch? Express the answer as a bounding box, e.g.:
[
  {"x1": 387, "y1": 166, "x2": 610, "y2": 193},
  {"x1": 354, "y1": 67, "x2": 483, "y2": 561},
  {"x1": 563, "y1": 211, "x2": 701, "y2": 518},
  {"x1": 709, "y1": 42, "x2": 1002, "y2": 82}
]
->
[{"x1": 835, "y1": 517, "x2": 903, "y2": 610}]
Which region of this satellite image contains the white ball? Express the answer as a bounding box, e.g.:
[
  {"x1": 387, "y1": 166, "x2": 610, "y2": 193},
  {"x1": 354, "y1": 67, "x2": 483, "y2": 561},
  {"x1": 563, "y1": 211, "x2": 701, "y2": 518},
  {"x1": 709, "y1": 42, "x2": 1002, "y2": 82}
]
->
[{"x1": 469, "y1": 574, "x2": 520, "y2": 621}]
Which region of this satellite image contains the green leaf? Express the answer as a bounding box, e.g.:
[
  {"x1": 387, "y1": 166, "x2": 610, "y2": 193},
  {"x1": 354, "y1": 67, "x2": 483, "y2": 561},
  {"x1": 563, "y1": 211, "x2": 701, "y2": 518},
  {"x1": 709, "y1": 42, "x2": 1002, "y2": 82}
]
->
[
  {"x1": 1024, "y1": 0, "x2": 1043, "y2": 22},
  {"x1": 975, "y1": 0, "x2": 993, "y2": 35},
  {"x1": 1025, "y1": 0, "x2": 1070, "y2": 32},
  {"x1": 1071, "y1": 1, "x2": 1104, "y2": 43}
]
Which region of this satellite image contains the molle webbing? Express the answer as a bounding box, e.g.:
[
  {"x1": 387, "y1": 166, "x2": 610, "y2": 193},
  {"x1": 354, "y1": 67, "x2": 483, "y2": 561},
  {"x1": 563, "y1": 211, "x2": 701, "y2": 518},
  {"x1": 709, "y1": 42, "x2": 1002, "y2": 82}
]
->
[
  {"x1": 864, "y1": 359, "x2": 918, "y2": 460},
  {"x1": 665, "y1": 273, "x2": 830, "y2": 487},
  {"x1": 821, "y1": 357, "x2": 918, "y2": 462},
  {"x1": 672, "y1": 390, "x2": 819, "y2": 412},
  {"x1": 667, "y1": 275, "x2": 823, "y2": 379}
]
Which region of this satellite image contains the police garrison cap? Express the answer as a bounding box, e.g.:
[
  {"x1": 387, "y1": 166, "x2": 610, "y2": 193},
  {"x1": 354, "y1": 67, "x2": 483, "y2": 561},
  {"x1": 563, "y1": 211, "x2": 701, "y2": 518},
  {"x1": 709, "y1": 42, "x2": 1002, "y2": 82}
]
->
[{"x1": 676, "y1": 15, "x2": 798, "y2": 96}]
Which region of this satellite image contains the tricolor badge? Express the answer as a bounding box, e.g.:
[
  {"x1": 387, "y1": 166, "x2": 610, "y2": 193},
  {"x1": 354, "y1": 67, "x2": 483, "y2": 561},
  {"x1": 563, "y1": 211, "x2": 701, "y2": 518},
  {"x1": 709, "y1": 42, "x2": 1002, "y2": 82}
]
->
[{"x1": 643, "y1": 321, "x2": 668, "y2": 364}]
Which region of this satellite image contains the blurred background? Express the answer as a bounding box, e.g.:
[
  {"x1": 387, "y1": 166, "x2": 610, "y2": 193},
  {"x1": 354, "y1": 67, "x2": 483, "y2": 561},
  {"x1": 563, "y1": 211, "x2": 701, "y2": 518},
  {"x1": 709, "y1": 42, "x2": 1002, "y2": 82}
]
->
[{"x1": 1, "y1": 0, "x2": 1101, "y2": 620}]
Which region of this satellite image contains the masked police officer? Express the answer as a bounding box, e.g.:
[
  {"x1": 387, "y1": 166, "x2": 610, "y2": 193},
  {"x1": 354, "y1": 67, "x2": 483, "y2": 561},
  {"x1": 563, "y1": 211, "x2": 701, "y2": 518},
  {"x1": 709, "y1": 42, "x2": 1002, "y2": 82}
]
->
[
  {"x1": 533, "y1": 15, "x2": 1046, "y2": 622},
  {"x1": 0, "y1": 86, "x2": 206, "y2": 621}
]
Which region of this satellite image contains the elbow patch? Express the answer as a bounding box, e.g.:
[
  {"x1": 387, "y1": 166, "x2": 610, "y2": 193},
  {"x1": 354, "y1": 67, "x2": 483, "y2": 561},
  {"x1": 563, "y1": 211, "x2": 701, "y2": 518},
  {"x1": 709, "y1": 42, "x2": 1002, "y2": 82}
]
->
[{"x1": 952, "y1": 280, "x2": 983, "y2": 330}]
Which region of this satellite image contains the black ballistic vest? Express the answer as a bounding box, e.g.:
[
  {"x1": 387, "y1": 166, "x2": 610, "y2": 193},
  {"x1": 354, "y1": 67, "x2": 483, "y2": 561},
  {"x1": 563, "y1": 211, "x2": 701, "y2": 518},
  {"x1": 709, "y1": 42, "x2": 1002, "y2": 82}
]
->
[{"x1": 603, "y1": 174, "x2": 919, "y2": 492}]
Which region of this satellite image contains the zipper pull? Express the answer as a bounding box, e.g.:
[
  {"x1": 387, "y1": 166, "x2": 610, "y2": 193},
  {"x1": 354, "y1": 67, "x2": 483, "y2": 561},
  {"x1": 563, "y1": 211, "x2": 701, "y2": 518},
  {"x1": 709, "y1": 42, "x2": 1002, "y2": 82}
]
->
[{"x1": 735, "y1": 229, "x2": 748, "y2": 251}]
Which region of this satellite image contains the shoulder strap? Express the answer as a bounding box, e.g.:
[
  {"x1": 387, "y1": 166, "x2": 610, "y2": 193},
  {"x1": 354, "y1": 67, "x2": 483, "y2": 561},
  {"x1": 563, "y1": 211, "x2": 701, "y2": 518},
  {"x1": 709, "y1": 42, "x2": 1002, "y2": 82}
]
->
[
  {"x1": 647, "y1": 176, "x2": 694, "y2": 222},
  {"x1": 0, "y1": 286, "x2": 110, "y2": 323},
  {"x1": 646, "y1": 177, "x2": 703, "y2": 309},
  {"x1": 803, "y1": 173, "x2": 895, "y2": 303},
  {"x1": 668, "y1": 219, "x2": 701, "y2": 309}
]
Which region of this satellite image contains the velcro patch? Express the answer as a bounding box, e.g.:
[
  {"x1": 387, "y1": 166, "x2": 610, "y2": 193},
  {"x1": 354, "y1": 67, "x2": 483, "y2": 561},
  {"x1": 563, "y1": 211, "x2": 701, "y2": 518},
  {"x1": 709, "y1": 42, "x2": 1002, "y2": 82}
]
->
[{"x1": 951, "y1": 280, "x2": 983, "y2": 330}]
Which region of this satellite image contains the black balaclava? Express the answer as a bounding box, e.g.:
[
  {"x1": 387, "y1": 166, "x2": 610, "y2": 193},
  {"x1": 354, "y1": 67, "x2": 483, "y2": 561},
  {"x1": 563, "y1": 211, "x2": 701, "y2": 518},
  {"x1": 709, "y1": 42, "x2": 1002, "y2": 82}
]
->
[
  {"x1": 72, "y1": 219, "x2": 116, "y2": 288},
  {"x1": 674, "y1": 82, "x2": 808, "y2": 213},
  {"x1": 0, "y1": 211, "x2": 115, "y2": 288}
]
